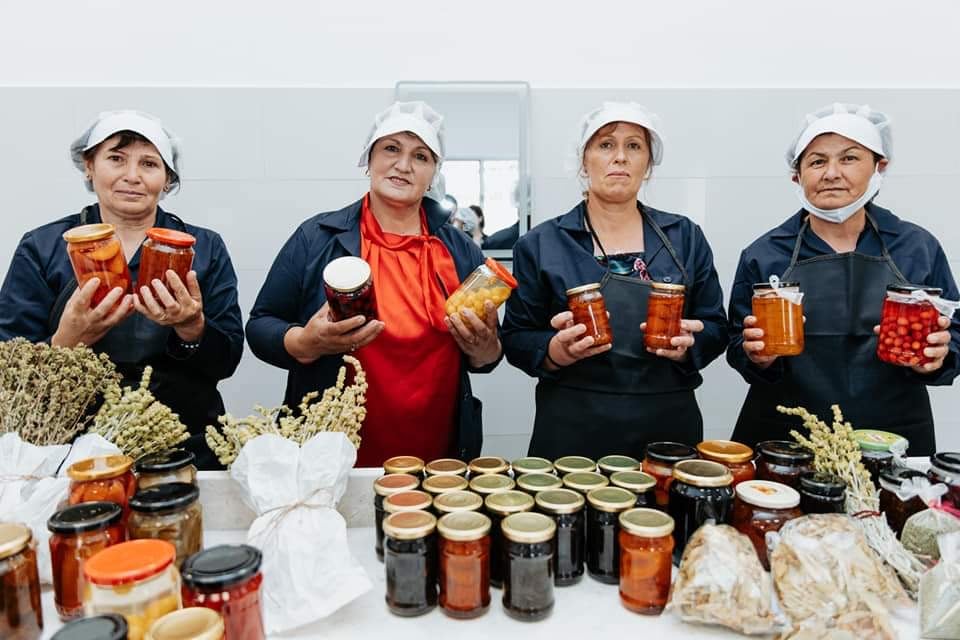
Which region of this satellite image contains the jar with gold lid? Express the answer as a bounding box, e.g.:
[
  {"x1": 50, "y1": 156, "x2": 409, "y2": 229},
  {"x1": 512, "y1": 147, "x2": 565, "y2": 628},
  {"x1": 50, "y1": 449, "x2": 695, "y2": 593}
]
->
[
  {"x1": 565, "y1": 284, "x2": 613, "y2": 348},
  {"x1": 0, "y1": 522, "x2": 43, "y2": 640},
  {"x1": 586, "y1": 487, "x2": 636, "y2": 583},
  {"x1": 501, "y1": 513, "x2": 556, "y2": 622},
  {"x1": 433, "y1": 491, "x2": 483, "y2": 517},
  {"x1": 467, "y1": 456, "x2": 509, "y2": 477},
  {"x1": 667, "y1": 460, "x2": 734, "y2": 563},
  {"x1": 424, "y1": 458, "x2": 468, "y2": 477},
  {"x1": 609, "y1": 471, "x2": 657, "y2": 508},
  {"x1": 562, "y1": 471, "x2": 609, "y2": 495},
  {"x1": 696, "y1": 440, "x2": 756, "y2": 487},
  {"x1": 437, "y1": 512, "x2": 491, "y2": 619},
  {"x1": 133, "y1": 450, "x2": 197, "y2": 491},
  {"x1": 598, "y1": 455, "x2": 641, "y2": 476},
  {"x1": 484, "y1": 491, "x2": 535, "y2": 589},
  {"x1": 383, "y1": 490, "x2": 432, "y2": 517},
  {"x1": 554, "y1": 455, "x2": 596, "y2": 475},
  {"x1": 618, "y1": 508, "x2": 674, "y2": 614},
  {"x1": 382, "y1": 455, "x2": 425, "y2": 476},
  {"x1": 63, "y1": 223, "x2": 132, "y2": 307},
  {"x1": 511, "y1": 457, "x2": 554, "y2": 476},
  {"x1": 146, "y1": 607, "x2": 223, "y2": 640},
  {"x1": 731, "y1": 480, "x2": 802, "y2": 570},
  {"x1": 468, "y1": 474, "x2": 515, "y2": 501},
  {"x1": 382, "y1": 511, "x2": 438, "y2": 617},
  {"x1": 516, "y1": 472, "x2": 563, "y2": 495},
  {"x1": 644, "y1": 282, "x2": 685, "y2": 350},
  {"x1": 373, "y1": 474, "x2": 420, "y2": 561},
  {"x1": 422, "y1": 474, "x2": 470, "y2": 505},
  {"x1": 68, "y1": 455, "x2": 138, "y2": 525},
  {"x1": 534, "y1": 489, "x2": 585, "y2": 586},
  {"x1": 642, "y1": 442, "x2": 697, "y2": 507}
]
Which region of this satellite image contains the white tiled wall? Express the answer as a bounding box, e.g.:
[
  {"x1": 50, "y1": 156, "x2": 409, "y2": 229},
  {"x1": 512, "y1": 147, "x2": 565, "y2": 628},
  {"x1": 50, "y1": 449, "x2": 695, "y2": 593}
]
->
[{"x1": 1, "y1": 87, "x2": 958, "y2": 458}]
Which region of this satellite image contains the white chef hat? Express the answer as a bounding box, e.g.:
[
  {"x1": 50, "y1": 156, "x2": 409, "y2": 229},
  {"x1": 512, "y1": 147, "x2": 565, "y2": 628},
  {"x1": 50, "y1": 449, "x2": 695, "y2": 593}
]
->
[
  {"x1": 787, "y1": 103, "x2": 892, "y2": 169},
  {"x1": 357, "y1": 101, "x2": 445, "y2": 167},
  {"x1": 577, "y1": 101, "x2": 665, "y2": 167},
  {"x1": 70, "y1": 110, "x2": 181, "y2": 192}
]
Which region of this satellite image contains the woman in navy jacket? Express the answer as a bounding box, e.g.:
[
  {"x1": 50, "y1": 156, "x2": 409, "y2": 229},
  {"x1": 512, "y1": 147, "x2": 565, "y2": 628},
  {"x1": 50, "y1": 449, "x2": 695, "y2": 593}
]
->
[{"x1": 503, "y1": 102, "x2": 728, "y2": 460}]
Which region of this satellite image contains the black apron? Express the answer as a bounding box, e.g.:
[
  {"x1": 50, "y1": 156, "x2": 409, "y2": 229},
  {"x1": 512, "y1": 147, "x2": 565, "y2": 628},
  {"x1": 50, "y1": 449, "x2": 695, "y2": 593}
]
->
[
  {"x1": 48, "y1": 206, "x2": 224, "y2": 468},
  {"x1": 732, "y1": 214, "x2": 936, "y2": 455},
  {"x1": 528, "y1": 209, "x2": 704, "y2": 460}
]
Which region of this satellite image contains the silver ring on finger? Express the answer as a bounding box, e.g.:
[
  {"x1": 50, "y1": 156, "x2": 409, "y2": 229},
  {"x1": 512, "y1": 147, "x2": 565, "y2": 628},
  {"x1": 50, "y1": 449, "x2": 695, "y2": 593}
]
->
[{"x1": 350, "y1": 343, "x2": 357, "y2": 352}]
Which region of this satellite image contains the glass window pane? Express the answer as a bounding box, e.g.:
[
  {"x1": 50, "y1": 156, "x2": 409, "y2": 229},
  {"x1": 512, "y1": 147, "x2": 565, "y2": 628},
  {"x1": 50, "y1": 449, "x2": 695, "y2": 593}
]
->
[{"x1": 482, "y1": 160, "x2": 520, "y2": 235}]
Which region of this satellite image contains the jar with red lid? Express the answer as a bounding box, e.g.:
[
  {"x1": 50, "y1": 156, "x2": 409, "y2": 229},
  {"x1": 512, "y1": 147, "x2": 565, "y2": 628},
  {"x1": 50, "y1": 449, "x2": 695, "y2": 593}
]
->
[
  {"x1": 696, "y1": 440, "x2": 756, "y2": 487},
  {"x1": 322, "y1": 256, "x2": 377, "y2": 322},
  {"x1": 68, "y1": 455, "x2": 138, "y2": 525},
  {"x1": 0, "y1": 523, "x2": 43, "y2": 640},
  {"x1": 444, "y1": 257, "x2": 517, "y2": 318},
  {"x1": 181, "y1": 545, "x2": 265, "y2": 640},
  {"x1": 618, "y1": 508, "x2": 674, "y2": 615},
  {"x1": 731, "y1": 480, "x2": 803, "y2": 569},
  {"x1": 437, "y1": 512, "x2": 491, "y2": 619},
  {"x1": 63, "y1": 223, "x2": 132, "y2": 307},
  {"x1": 927, "y1": 452, "x2": 960, "y2": 511},
  {"x1": 48, "y1": 502, "x2": 125, "y2": 620},
  {"x1": 642, "y1": 442, "x2": 698, "y2": 507},
  {"x1": 373, "y1": 474, "x2": 421, "y2": 561},
  {"x1": 644, "y1": 282, "x2": 685, "y2": 350},
  {"x1": 877, "y1": 284, "x2": 944, "y2": 367},
  {"x1": 566, "y1": 284, "x2": 613, "y2": 347},
  {"x1": 751, "y1": 281, "x2": 804, "y2": 356},
  {"x1": 137, "y1": 228, "x2": 196, "y2": 297},
  {"x1": 754, "y1": 441, "x2": 813, "y2": 490},
  {"x1": 879, "y1": 467, "x2": 930, "y2": 538}
]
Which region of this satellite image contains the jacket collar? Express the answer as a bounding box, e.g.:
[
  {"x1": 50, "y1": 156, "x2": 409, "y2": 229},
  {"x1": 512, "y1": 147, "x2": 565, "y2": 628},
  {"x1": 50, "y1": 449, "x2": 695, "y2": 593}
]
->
[
  {"x1": 319, "y1": 194, "x2": 450, "y2": 256},
  {"x1": 557, "y1": 200, "x2": 685, "y2": 233},
  {"x1": 770, "y1": 202, "x2": 902, "y2": 239}
]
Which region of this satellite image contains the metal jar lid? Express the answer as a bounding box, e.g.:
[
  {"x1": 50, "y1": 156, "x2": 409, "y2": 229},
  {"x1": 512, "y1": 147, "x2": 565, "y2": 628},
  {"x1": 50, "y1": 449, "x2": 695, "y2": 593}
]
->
[
  {"x1": 516, "y1": 472, "x2": 563, "y2": 493},
  {"x1": 851, "y1": 429, "x2": 908, "y2": 453},
  {"x1": 644, "y1": 442, "x2": 698, "y2": 465},
  {"x1": 62, "y1": 223, "x2": 116, "y2": 244},
  {"x1": 48, "y1": 502, "x2": 123, "y2": 535},
  {"x1": 468, "y1": 456, "x2": 509, "y2": 475},
  {"x1": 468, "y1": 474, "x2": 515, "y2": 495},
  {"x1": 735, "y1": 480, "x2": 800, "y2": 510},
  {"x1": 384, "y1": 490, "x2": 432, "y2": 514},
  {"x1": 650, "y1": 282, "x2": 685, "y2": 293},
  {"x1": 565, "y1": 283, "x2": 602, "y2": 297},
  {"x1": 134, "y1": 449, "x2": 196, "y2": 474},
  {"x1": 485, "y1": 490, "x2": 535, "y2": 516},
  {"x1": 598, "y1": 455, "x2": 641, "y2": 474},
  {"x1": 129, "y1": 482, "x2": 200, "y2": 513},
  {"x1": 501, "y1": 512, "x2": 556, "y2": 544},
  {"x1": 180, "y1": 544, "x2": 262, "y2": 590},
  {"x1": 931, "y1": 452, "x2": 960, "y2": 474},
  {"x1": 756, "y1": 440, "x2": 814, "y2": 465},
  {"x1": 886, "y1": 284, "x2": 943, "y2": 296},
  {"x1": 586, "y1": 487, "x2": 637, "y2": 512},
  {"x1": 696, "y1": 440, "x2": 754, "y2": 464},
  {"x1": 619, "y1": 508, "x2": 675, "y2": 538},
  {"x1": 382, "y1": 511, "x2": 437, "y2": 540},
  {"x1": 322, "y1": 256, "x2": 372, "y2": 293},
  {"x1": 0, "y1": 523, "x2": 32, "y2": 560},
  {"x1": 562, "y1": 471, "x2": 609, "y2": 492},
  {"x1": 433, "y1": 491, "x2": 484, "y2": 514},
  {"x1": 798, "y1": 471, "x2": 846, "y2": 498},
  {"x1": 534, "y1": 488, "x2": 585, "y2": 515},
  {"x1": 383, "y1": 455, "x2": 425, "y2": 475},
  {"x1": 67, "y1": 455, "x2": 134, "y2": 482},
  {"x1": 879, "y1": 467, "x2": 928, "y2": 491},
  {"x1": 374, "y1": 473, "x2": 420, "y2": 497},
  {"x1": 422, "y1": 474, "x2": 469, "y2": 495},
  {"x1": 672, "y1": 459, "x2": 734, "y2": 488},
  {"x1": 424, "y1": 458, "x2": 468, "y2": 477},
  {"x1": 511, "y1": 456, "x2": 554, "y2": 475},
  {"x1": 609, "y1": 471, "x2": 656, "y2": 492},
  {"x1": 753, "y1": 280, "x2": 800, "y2": 291},
  {"x1": 554, "y1": 455, "x2": 597, "y2": 474},
  {"x1": 437, "y1": 511, "x2": 491, "y2": 542},
  {"x1": 52, "y1": 614, "x2": 128, "y2": 640}
]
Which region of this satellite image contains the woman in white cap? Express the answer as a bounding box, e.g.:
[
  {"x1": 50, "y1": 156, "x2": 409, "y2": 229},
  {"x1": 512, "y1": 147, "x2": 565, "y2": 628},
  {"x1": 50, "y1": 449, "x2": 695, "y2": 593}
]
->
[
  {"x1": 246, "y1": 101, "x2": 501, "y2": 466},
  {"x1": 728, "y1": 103, "x2": 960, "y2": 453},
  {"x1": 502, "y1": 102, "x2": 728, "y2": 460},
  {"x1": 0, "y1": 110, "x2": 244, "y2": 467}
]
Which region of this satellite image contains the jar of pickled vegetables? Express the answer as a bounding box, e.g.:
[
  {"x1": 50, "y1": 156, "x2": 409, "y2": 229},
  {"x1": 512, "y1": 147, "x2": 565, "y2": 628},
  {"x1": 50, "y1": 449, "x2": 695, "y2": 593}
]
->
[
  {"x1": 137, "y1": 228, "x2": 195, "y2": 297},
  {"x1": 373, "y1": 474, "x2": 421, "y2": 561},
  {"x1": 696, "y1": 440, "x2": 756, "y2": 487},
  {"x1": 642, "y1": 442, "x2": 698, "y2": 507},
  {"x1": 565, "y1": 284, "x2": 613, "y2": 347},
  {"x1": 644, "y1": 282, "x2": 685, "y2": 350},
  {"x1": 444, "y1": 257, "x2": 517, "y2": 317},
  {"x1": 467, "y1": 456, "x2": 509, "y2": 477},
  {"x1": 63, "y1": 223, "x2": 132, "y2": 307},
  {"x1": 146, "y1": 607, "x2": 223, "y2": 640},
  {"x1": 554, "y1": 456, "x2": 597, "y2": 475},
  {"x1": 877, "y1": 285, "x2": 945, "y2": 367},
  {"x1": 424, "y1": 458, "x2": 468, "y2": 477},
  {"x1": 48, "y1": 502, "x2": 125, "y2": 620},
  {"x1": 731, "y1": 480, "x2": 802, "y2": 570},
  {"x1": 618, "y1": 508, "x2": 674, "y2": 614},
  {"x1": 382, "y1": 511, "x2": 438, "y2": 617},
  {"x1": 133, "y1": 450, "x2": 197, "y2": 491},
  {"x1": 51, "y1": 614, "x2": 128, "y2": 640},
  {"x1": 751, "y1": 280, "x2": 804, "y2": 356},
  {"x1": 180, "y1": 545, "x2": 265, "y2": 640},
  {"x1": 534, "y1": 489, "x2": 585, "y2": 587},
  {"x1": 127, "y1": 483, "x2": 203, "y2": 567},
  {"x1": 322, "y1": 256, "x2": 377, "y2": 322},
  {"x1": 68, "y1": 455, "x2": 138, "y2": 525},
  {"x1": 511, "y1": 457, "x2": 555, "y2": 476},
  {"x1": 83, "y1": 539, "x2": 181, "y2": 640},
  {"x1": 437, "y1": 512, "x2": 491, "y2": 619},
  {"x1": 382, "y1": 456, "x2": 425, "y2": 476},
  {"x1": 516, "y1": 472, "x2": 563, "y2": 495},
  {"x1": 0, "y1": 523, "x2": 43, "y2": 640},
  {"x1": 879, "y1": 467, "x2": 930, "y2": 538},
  {"x1": 609, "y1": 471, "x2": 657, "y2": 508},
  {"x1": 598, "y1": 455, "x2": 641, "y2": 476}
]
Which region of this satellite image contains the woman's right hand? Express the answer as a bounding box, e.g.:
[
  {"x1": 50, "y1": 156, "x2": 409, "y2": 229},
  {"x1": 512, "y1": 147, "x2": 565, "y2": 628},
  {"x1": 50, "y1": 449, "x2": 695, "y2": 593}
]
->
[
  {"x1": 543, "y1": 310, "x2": 612, "y2": 370},
  {"x1": 51, "y1": 278, "x2": 134, "y2": 347},
  {"x1": 741, "y1": 315, "x2": 777, "y2": 369},
  {"x1": 284, "y1": 302, "x2": 385, "y2": 364}
]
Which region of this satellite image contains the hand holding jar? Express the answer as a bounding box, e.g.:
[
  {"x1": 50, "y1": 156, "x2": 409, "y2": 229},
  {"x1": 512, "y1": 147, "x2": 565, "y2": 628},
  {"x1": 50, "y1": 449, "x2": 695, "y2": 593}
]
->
[
  {"x1": 874, "y1": 314, "x2": 952, "y2": 374},
  {"x1": 283, "y1": 301, "x2": 385, "y2": 364},
  {"x1": 543, "y1": 309, "x2": 613, "y2": 370},
  {"x1": 52, "y1": 277, "x2": 135, "y2": 347},
  {"x1": 133, "y1": 270, "x2": 205, "y2": 342},
  {"x1": 444, "y1": 301, "x2": 501, "y2": 368},
  {"x1": 874, "y1": 284, "x2": 958, "y2": 374},
  {"x1": 640, "y1": 318, "x2": 704, "y2": 362}
]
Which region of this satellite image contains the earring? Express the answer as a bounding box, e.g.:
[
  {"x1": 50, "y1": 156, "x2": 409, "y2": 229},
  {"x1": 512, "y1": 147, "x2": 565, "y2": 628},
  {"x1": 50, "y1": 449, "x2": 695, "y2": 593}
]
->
[{"x1": 163, "y1": 184, "x2": 172, "y2": 193}]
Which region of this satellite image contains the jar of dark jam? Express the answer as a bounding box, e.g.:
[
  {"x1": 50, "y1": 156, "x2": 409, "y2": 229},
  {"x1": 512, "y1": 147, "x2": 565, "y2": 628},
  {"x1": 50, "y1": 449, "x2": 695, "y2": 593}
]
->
[
  {"x1": 597, "y1": 455, "x2": 641, "y2": 476},
  {"x1": 512, "y1": 457, "x2": 555, "y2": 476},
  {"x1": 732, "y1": 480, "x2": 802, "y2": 570},
  {"x1": 534, "y1": 489, "x2": 585, "y2": 586},
  {"x1": 180, "y1": 545, "x2": 265, "y2": 640},
  {"x1": 51, "y1": 614, "x2": 128, "y2": 640},
  {"x1": 562, "y1": 471, "x2": 609, "y2": 495},
  {"x1": 133, "y1": 450, "x2": 197, "y2": 491},
  {"x1": 322, "y1": 256, "x2": 377, "y2": 322},
  {"x1": 851, "y1": 430, "x2": 906, "y2": 488},
  {"x1": 554, "y1": 456, "x2": 597, "y2": 475},
  {"x1": 798, "y1": 471, "x2": 846, "y2": 514},
  {"x1": 566, "y1": 284, "x2": 613, "y2": 348},
  {"x1": 0, "y1": 523, "x2": 43, "y2": 640},
  {"x1": 433, "y1": 491, "x2": 483, "y2": 517},
  {"x1": 437, "y1": 512, "x2": 491, "y2": 619},
  {"x1": 668, "y1": 460, "x2": 734, "y2": 564},
  {"x1": 755, "y1": 441, "x2": 814, "y2": 490},
  {"x1": 618, "y1": 508, "x2": 674, "y2": 615},
  {"x1": 422, "y1": 474, "x2": 470, "y2": 504},
  {"x1": 879, "y1": 467, "x2": 930, "y2": 538},
  {"x1": 382, "y1": 511, "x2": 438, "y2": 617},
  {"x1": 382, "y1": 456, "x2": 425, "y2": 476},
  {"x1": 424, "y1": 458, "x2": 468, "y2": 477},
  {"x1": 516, "y1": 473, "x2": 563, "y2": 496},
  {"x1": 609, "y1": 471, "x2": 657, "y2": 508},
  {"x1": 927, "y1": 452, "x2": 960, "y2": 511},
  {"x1": 137, "y1": 228, "x2": 195, "y2": 298},
  {"x1": 468, "y1": 474, "x2": 515, "y2": 503},
  {"x1": 585, "y1": 487, "x2": 636, "y2": 584},
  {"x1": 501, "y1": 513, "x2": 556, "y2": 622},
  {"x1": 373, "y1": 474, "x2": 420, "y2": 561},
  {"x1": 696, "y1": 440, "x2": 756, "y2": 487},
  {"x1": 642, "y1": 442, "x2": 698, "y2": 508},
  {"x1": 468, "y1": 456, "x2": 509, "y2": 477},
  {"x1": 484, "y1": 491, "x2": 535, "y2": 589}
]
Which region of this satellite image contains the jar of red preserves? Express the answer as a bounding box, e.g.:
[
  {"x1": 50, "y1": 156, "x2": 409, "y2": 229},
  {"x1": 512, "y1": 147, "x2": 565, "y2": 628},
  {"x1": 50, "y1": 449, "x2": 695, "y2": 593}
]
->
[
  {"x1": 927, "y1": 452, "x2": 960, "y2": 511},
  {"x1": 731, "y1": 480, "x2": 802, "y2": 569},
  {"x1": 181, "y1": 545, "x2": 265, "y2": 640},
  {"x1": 67, "y1": 455, "x2": 138, "y2": 525},
  {"x1": 642, "y1": 442, "x2": 698, "y2": 508},
  {"x1": 618, "y1": 508, "x2": 674, "y2": 615},
  {"x1": 373, "y1": 474, "x2": 420, "y2": 561},
  {"x1": 644, "y1": 282, "x2": 685, "y2": 350},
  {"x1": 566, "y1": 284, "x2": 613, "y2": 347},
  {"x1": 754, "y1": 441, "x2": 813, "y2": 490},
  {"x1": 877, "y1": 284, "x2": 943, "y2": 367},
  {"x1": 437, "y1": 511, "x2": 491, "y2": 619},
  {"x1": 322, "y1": 256, "x2": 377, "y2": 322},
  {"x1": 879, "y1": 467, "x2": 930, "y2": 538},
  {"x1": 63, "y1": 224, "x2": 132, "y2": 307},
  {"x1": 751, "y1": 281, "x2": 804, "y2": 356},
  {"x1": 696, "y1": 440, "x2": 756, "y2": 487},
  {"x1": 137, "y1": 228, "x2": 195, "y2": 297},
  {"x1": 0, "y1": 523, "x2": 43, "y2": 640}
]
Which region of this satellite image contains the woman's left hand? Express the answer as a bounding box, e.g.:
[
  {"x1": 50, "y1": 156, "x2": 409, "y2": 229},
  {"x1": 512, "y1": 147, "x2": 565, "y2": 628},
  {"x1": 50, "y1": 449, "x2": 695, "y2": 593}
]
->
[
  {"x1": 641, "y1": 318, "x2": 704, "y2": 362},
  {"x1": 446, "y1": 300, "x2": 501, "y2": 368},
  {"x1": 874, "y1": 315, "x2": 953, "y2": 374},
  {"x1": 134, "y1": 270, "x2": 205, "y2": 342}
]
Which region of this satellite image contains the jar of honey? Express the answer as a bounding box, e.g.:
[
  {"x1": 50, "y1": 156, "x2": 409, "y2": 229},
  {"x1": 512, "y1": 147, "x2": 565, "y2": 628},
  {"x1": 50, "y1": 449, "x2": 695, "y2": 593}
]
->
[
  {"x1": 642, "y1": 442, "x2": 698, "y2": 507},
  {"x1": 511, "y1": 457, "x2": 554, "y2": 476},
  {"x1": 137, "y1": 228, "x2": 196, "y2": 297},
  {"x1": 322, "y1": 256, "x2": 377, "y2": 322},
  {"x1": 534, "y1": 489, "x2": 586, "y2": 586},
  {"x1": 585, "y1": 487, "x2": 636, "y2": 584},
  {"x1": 516, "y1": 472, "x2": 563, "y2": 495},
  {"x1": 751, "y1": 281, "x2": 804, "y2": 356},
  {"x1": 0, "y1": 523, "x2": 43, "y2": 640},
  {"x1": 609, "y1": 471, "x2": 657, "y2": 508},
  {"x1": 63, "y1": 223, "x2": 132, "y2": 307},
  {"x1": 68, "y1": 455, "x2": 138, "y2": 526},
  {"x1": 484, "y1": 491, "x2": 535, "y2": 589},
  {"x1": 444, "y1": 257, "x2": 517, "y2": 318},
  {"x1": 180, "y1": 545, "x2": 265, "y2": 640},
  {"x1": 566, "y1": 284, "x2": 613, "y2": 347},
  {"x1": 382, "y1": 456, "x2": 425, "y2": 476},
  {"x1": 437, "y1": 512, "x2": 491, "y2": 619},
  {"x1": 134, "y1": 450, "x2": 197, "y2": 491},
  {"x1": 500, "y1": 513, "x2": 556, "y2": 622},
  {"x1": 755, "y1": 441, "x2": 813, "y2": 490},
  {"x1": 597, "y1": 455, "x2": 641, "y2": 476},
  {"x1": 373, "y1": 474, "x2": 421, "y2": 561},
  {"x1": 731, "y1": 480, "x2": 802, "y2": 570},
  {"x1": 554, "y1": 456, "x2": 597, "y2": 475},
  {"x1": 928, "y1": 452, "x2": 960, "y2": 511},
  {"x1": 467, "y1": 456, "x2": 510, "y2": 477},
  {"x1": 424, "y1": 458, "x2": 468, "y2": 477},
  {"x1": 696, "y1": 440, "x2": 756, "y2": 487},
  {"x1": 877, "y1": 284, "x2": 946, "y2": 367},
  {"x1": 644, "y1": 282, "x2": 685, "y2": 350},
  {"x1": 618, "y1": 508, "x2": 674, "y2": 615},
  {"x1": 382, "y1": 511, "x2": 438, "y2": 617},
  {"x1": 51, "y1": 614, "x2": 127, "y2": 640},
  {"x1": 146, "y1": 607, "x2": 224, "y2": 640}
]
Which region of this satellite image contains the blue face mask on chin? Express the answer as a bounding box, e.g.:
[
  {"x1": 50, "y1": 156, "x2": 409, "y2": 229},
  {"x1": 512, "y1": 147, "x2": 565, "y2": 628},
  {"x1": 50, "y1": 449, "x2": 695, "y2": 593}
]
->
[{"x1": 796, "y1": 169, "x2": 884, "y2": 224}]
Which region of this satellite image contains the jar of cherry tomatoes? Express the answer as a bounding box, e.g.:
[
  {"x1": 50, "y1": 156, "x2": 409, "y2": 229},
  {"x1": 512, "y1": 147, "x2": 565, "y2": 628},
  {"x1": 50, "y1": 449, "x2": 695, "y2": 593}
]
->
[
  {"x1": 63, "y1": 224, "x2": 132, "y2": 307},
  {"x1": 877, "y1": 285, "x2": 943, "y2": 367},
  {"x1": 181, "y1": 545, "x2": 265, "y2": 640},
  {"x1": 322, "y1": 256, "x2": 377, "y2": 322},
  {"x1": 644, "y1": 283, "x2": 685, "y2": 350},
  {"x1": 566, "y1": 284, "x2": 613, "y2": 347},
  {"x1": 696, "y1": 440, "x2": 756, "y2": 487},
  {"x1": 137, "y1": 228, "x2": 195, "y2": 297},
  {"x1": 68, "y1": 455, "x2": 138, "y2": 525}
]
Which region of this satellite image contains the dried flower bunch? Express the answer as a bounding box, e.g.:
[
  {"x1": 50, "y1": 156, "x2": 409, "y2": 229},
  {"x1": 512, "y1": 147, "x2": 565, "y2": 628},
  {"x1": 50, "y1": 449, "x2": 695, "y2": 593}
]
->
[
  {"x1": 0, "y1": 338, "x2": 120, "y2": 445},
  {"x1": 205, "y1": 355, "x2": 367, "y2": 466},
  {"x1": 89, "y1": 366, "x2": 190, "y2": 458}
]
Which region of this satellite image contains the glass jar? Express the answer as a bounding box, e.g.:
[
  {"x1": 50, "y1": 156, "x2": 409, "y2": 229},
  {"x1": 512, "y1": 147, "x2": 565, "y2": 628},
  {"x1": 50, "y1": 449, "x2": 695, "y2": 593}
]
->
[
  {"x1": 0, "y1": 523, "x2": 42, "y2": 640},
  {"x1": 383, "y1": 455, "x2": 425, "y2": 476},
  {"x1": 133, "y1": 450, "x2": 197, "y2": 491},
  {"x1": 127, "y1": 483, "x2": 203, "y2": 567},
  {"x1": 137, "y1": 228, "x2": 196, "y2": 297},
  {"x1": 467, "y1": 456, "x2": 509, "y2": 477},
  {"x1": 642, "y1": 442, "x2": 698, "y2": 508},
  {"x1": 373, "y1": 474, "x2": 420, "y2": 561},
  {"x1": 500, "y1": 513, "x2": 556, "y2": 622},
  {"x1": 562, "y1": 471, "x2": 609, "y2": 495},
  {"x1": 48, "y1": 502, "x2": 125, "y2": 620},
  {"x1": 755, "y1": 441, "x2": 814, "y2": 490},
  {"x1": 877, "y1": 284, "x2": 943, "y2": 367},
  {"x1": 68, "y1": 455, "x2": 138, "y2": 525},
  {"x1": 467, "y1": 474, "x2": 514, "y2": 502},
  {"x1": 433, "y1": 491, "x2": 483, "y2": 517},
  {"x1": 609, "y1": 471, "x2": 657, "y2": 508},
  {"x1": 180, "y1": 545, "x2": 265, "y2": 640},
  {"x1": 598, "y1": 455, "x2": 641, "y2": 476},
  {"x1": 437, "y1": 512, "x2": 491, "y2": 619},
  {"x1": 732, "y1": 480, "x2": 802, "y2": 570},
  {"x1": 444, "y1": 257, "x2": 517, "y2": 317},
  {"x1": 422, "y1": 474, "x2": 470, "y2": 503},
  {"x1": 484, "y1": 491, "x2": 535, "y2": 589},
  {"x1": 63, "y1": 223, "x2": 132, "y2": 307},
  {"x1": 928, "y1": 452, "x2": 960, "y2": 510},
  {"x1": 798, "y1": 471, "x2": 846, "y2": 514},
  {"x1": 585, "y1": 487, "x2": 636, "y2": 583},
  {"x1": 534, "y1": 489, "x2": 585, "y2": 586},
  {"x1": 516, "y1": 472, "x2": 563, "y2": 496},
  {"x1": 851, "y1": 429, "x2": 907, "y2": 487},
  {"x1": 383, "y1": 490, "x2": 433, "y2": 520},
  {"x1": 554, "y1": 455, "x2": 597, "y2": 475},
  {"x1": 668, "y1": 460, "x2": 735, "y2": 564},
  {"x1": 52, "y1": 614, "x2": 128, "y2": 640},
  {"x1": 644, "y1": 282, "x2": 685, "y2": 350},
  {"x1": 83, "y1": 539, "x2": 181, "y2": 640},
  {"x1": 146, "y1": 607, "x2": 223, "y2": 640},
  {"x1": 565, "y1": 284, "x2": 613, "y2": 347},
  {"x1": 751, "y1": 281, "x2": 804, "y2": 356},
  {"x1": 618, "y1": 508, "x2": 674, "y2": 615},
  {"x1": 382, "y1": 511, "x2": 438, "y2": 617},
  {"x1": 511, "y1": 457, "x2": 554, "y2": 476},
  {"x1": 322, "y1": 256, "x2": 377, "y2": 322},
  {"x1": 424, "y1": 458, "x2": 468, "y2": 477},
  {"x1": 696, "y1": 440, "x2": 756, "y2": 487},
  {"x1": 880, "y1": 468, "x2": 931, "y2": 538}
]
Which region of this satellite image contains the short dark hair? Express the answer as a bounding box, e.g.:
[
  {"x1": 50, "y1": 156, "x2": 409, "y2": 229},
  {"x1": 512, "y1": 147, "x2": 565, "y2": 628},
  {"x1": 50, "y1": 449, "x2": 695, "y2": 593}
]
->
[{"x1": 84, "y1": 130, "x2": 180, "y2": 190}]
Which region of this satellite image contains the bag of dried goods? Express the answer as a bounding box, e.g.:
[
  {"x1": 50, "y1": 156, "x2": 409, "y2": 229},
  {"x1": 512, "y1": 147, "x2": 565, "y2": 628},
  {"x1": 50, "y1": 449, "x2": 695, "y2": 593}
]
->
[
  {"x1": 902, "y1": 504, "x2": 960, "y2": 562},
  {"x1": 919, "y1": 531, "x2": 960, "y2": 639}
]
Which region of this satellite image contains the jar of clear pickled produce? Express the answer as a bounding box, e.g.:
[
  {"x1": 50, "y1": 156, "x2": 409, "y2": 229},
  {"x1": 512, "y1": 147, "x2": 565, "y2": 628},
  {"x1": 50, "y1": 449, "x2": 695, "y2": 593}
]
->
[
  {"x1": 63, "y1": 223, "x2": 132, "y2": 307},
  {"x1": 565, "y1": 284, "x2": 613, "y2": 347},
  {"x1": 133, "y1": 450, "x2": 197, "y2": 491},
  {"x1": 127, "y1": 483, "x2": 203, "y2": 567},
  {"x1": 444, "y1": 258, "x2": 517, "y2": 317},
  {"x1": 138, "y1": 228, "x2": 195, "y2": 297},
  {"x1": 644, "y1": 283, "x2": 685, "y2": 350},
  {"x1": 322, "y1": 256, "x2": 377, "y2": 322},
  {"x1": 752, "y1": 280, "x2": 804, "y2": 356}
]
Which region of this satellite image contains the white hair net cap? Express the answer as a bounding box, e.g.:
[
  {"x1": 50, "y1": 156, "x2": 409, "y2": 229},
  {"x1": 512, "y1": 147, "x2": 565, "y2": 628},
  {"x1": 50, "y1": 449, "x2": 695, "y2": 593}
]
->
[
  {"x1": 577, "y1": 102, "x2": 665, "y2": 167},
  {"x1": 70, "y1": 110, "x2": 181, "y2": 192},
  {"x1": 787, "y1": 103, "x2": 892, "y2": 168},
  {"x1": 358, "y1": 101, "x2": 445, "y2": 167}
]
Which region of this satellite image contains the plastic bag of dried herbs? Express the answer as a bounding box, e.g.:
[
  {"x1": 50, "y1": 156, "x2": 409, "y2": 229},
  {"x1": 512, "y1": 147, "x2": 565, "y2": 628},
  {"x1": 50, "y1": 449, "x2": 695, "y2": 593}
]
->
[
  {"x1": 919, "y1": 531, "x2": 960, "y2": 638},
  {"x1": 902, "y1": 505, "x2": 960, "y2": 562}
]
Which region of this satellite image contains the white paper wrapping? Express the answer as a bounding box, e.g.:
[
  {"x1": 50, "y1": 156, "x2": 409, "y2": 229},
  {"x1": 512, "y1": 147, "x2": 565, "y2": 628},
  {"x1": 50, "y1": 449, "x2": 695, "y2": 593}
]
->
[{"x1": 231, "y1": 433, "x2": 371, "y2": 634}]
